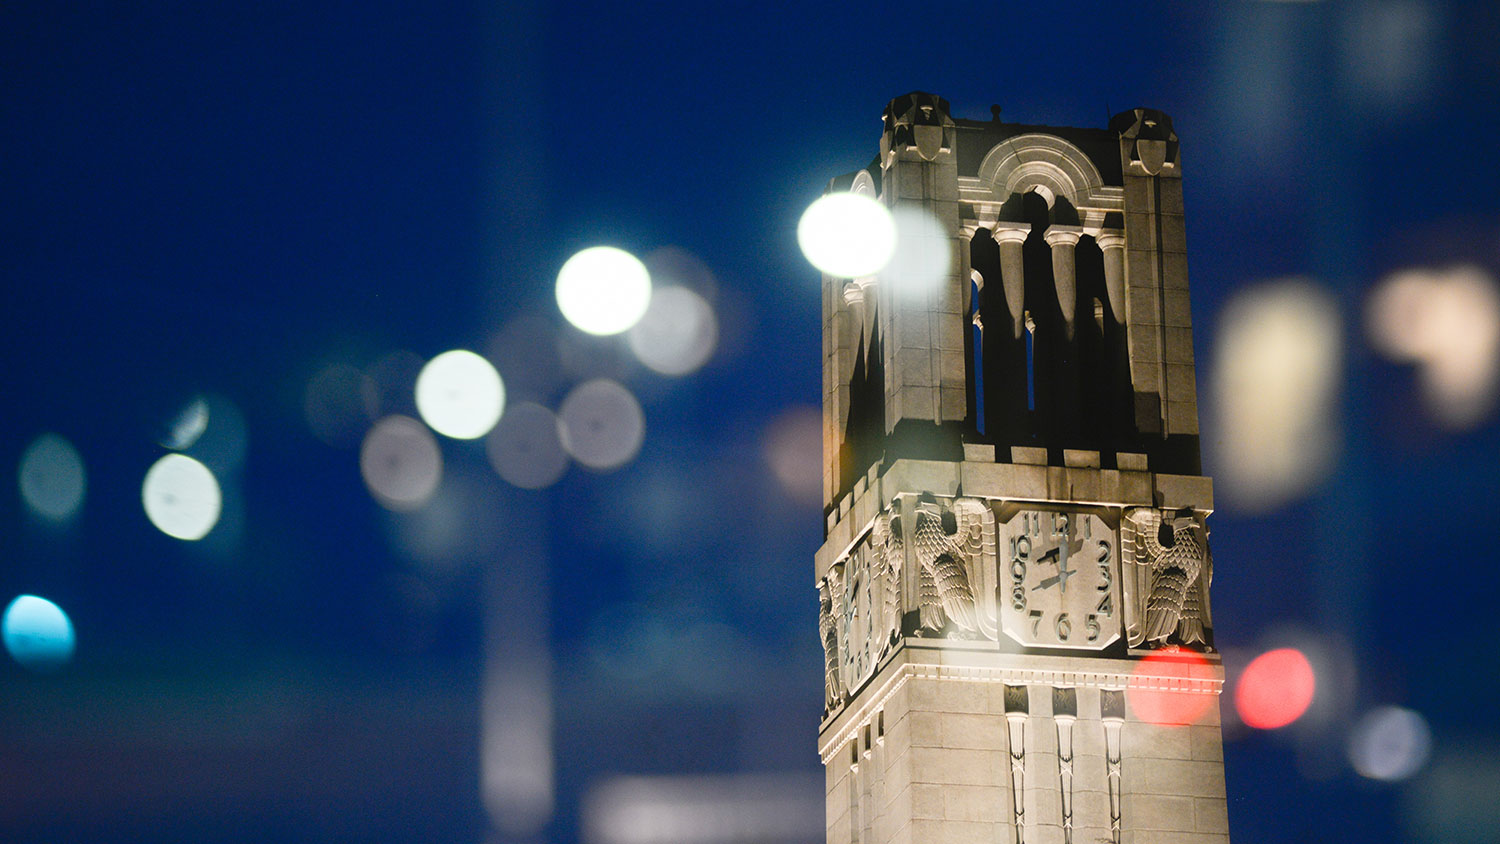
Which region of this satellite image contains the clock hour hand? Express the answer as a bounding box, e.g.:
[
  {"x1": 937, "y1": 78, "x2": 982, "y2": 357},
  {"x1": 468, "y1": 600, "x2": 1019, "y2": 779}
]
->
[{"x1": 1031, "y1": 546, "x2": 1076, "y2": 593}]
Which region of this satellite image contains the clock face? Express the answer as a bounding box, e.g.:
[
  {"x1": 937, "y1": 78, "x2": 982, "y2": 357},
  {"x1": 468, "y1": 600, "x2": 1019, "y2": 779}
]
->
[
  {"x1": 838, "y1": 547, "x2": 875, "y2": 690},
  {"x1": 998, "y1": 509, "x2": 1121, "y2": 649}
]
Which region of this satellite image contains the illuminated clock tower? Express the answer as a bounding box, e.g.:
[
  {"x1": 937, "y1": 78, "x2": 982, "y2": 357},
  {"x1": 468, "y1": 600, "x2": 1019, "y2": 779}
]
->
[{"x1": 816, "y1": 93, "x2": 1229, "y2": 844}]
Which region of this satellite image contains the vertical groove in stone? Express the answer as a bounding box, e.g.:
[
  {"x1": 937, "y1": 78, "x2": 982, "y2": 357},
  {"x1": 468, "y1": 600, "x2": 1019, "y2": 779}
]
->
[
  {"x1": 1101, "y1": 689, "x2": 1126, "y2": 844},
  {"x1": 1053, "y1": 687, "x2": 1078, "y2": 844},
  {"x1": 1004, "y1": 684, "x2": 1030, "y2": 844}
]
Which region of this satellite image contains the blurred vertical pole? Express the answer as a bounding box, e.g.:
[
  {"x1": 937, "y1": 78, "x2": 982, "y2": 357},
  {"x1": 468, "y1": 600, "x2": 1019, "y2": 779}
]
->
[
  {"x1": 482, "y1": 490, "x2": 553, "y2": 839},
  {"x1": 480, "y1": 0, "x2": 553, "y2": 840},
  {"x1": 1304, "y1": 0, "x2": 1372, "y2": 779}
]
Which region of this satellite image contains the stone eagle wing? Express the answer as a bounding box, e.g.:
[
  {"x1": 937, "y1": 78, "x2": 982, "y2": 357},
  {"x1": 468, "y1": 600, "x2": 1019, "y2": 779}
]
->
[{"x1": 1120, "y1": 507, "x2": 1161, "y2": 648}]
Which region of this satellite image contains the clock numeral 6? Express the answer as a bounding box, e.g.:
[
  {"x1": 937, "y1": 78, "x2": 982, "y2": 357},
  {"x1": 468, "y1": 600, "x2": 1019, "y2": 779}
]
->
[{"x1": 1055, "y1": 612, "x2": 1071, "y2": 641}]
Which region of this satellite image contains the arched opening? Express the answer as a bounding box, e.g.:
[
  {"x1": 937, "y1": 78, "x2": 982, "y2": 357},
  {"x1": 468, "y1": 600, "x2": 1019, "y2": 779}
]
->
[
  {"x1": 970, "y1": 224, "x2": 1028, "y2": 447},
  {"x1": 1020, "y1": 190, "x2": 1074, "y2": 451},
  {"x1": 839, "y1": 301, "x2": 885, "y2": 492}
]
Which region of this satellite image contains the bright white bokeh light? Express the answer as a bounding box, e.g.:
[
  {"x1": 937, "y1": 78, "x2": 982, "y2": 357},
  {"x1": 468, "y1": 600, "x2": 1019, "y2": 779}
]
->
[
  {"x1": 18, "y1": 433, "x2": 86, "y2": 522},
  {"x1": 558, "y1": 379, "x2": 645, "y2": 471},
  {"x1": 487, "y1": 402, "x2": 569, "y2": 489},
  {"x1": 797, "y1": 192, "x2": 896, "y2": 278},
  {"x1": 142, "y1": 454, "x2": 222, "y2": 541},
  {"x1": 360, "y1": 415, "x2": 443, "y2": 511},
  {"x1": 627, "y1": 286, "x2": 719, "y2": 376},
  {"x1": 2, "y1": 595, "x2": 75, "y2": 672},
  {"x1": 416, "y1": 349, "x2": 506, "y2": 439},
  {"x1": 1349, "y1": 705, "x2": 1432, "y2": 781},
  {"x1": 1212, "y1": 280, "x2": 1341, "y2": 511},
  {"x1": 556, "y1": 246, "x2": 653, "y2": 336},
  {"x1": 884, "y1": 205, "x2": 951, "y2": 299},
  {"x1": 1367, "y1": 265, "x2": 1500, "y2": 429}
]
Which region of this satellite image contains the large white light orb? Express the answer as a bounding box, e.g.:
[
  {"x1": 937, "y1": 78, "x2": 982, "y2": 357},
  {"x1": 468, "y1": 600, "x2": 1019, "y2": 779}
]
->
[
  {"x1": 558, "y1": 379, "x2": 645, "y2": 471},
  {"x1": 416, "y1": 350, "x2": 506, "y2": 440},
  {"x1": 556, "y1": 246, "x2": 653, "y2": 336},
  {"x1": 3, "y1": 595, "x2": 75, "y2": 672},
  {"x1": 361, "y1": 415, "x2": 443, "y2": 511},
  {"x1": 797, "y1": 192, "x2": 896, "y2": 278},
  {"x1": 18, "y1": 433, "x2": 87, "y2": 522},
  {"x1": 142, "y1": 454, "x2": 222, "y2": 541}
]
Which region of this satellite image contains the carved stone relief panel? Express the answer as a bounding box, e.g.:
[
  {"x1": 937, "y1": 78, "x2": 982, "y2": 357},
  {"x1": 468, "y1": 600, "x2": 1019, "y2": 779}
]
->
[
  {"x1": 821, "y1": 512, "x2": 907, "y2": 710},
  {"x1": 838, "y1": 536, "x2": 876, "y2": 694},
  {"x1": 909, "y1": 494, "x2": 999, "y2": 640},
  {"x1": 1120, "y1": 507, "x2": 1213, "y2": 650},
  {"x1": 997, "y1": 507, "x2": 1122, "y2": 650}
]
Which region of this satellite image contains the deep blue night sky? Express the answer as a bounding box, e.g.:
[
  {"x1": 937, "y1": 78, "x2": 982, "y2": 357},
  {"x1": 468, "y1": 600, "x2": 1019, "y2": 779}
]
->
[{"x1": 3, "y1": 1, "x2": 1499, "y2": 842}]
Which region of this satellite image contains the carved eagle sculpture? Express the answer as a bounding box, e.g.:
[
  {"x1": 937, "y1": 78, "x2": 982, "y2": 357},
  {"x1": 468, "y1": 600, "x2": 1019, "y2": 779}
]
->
[
  {"x1": 1123, "y1": 508, "x2": 1212, "y2": 648},
  {"x1": 912, "y1": 494, "x2": 985, "y2": 634},
  {"x1": 870, "y1": 513, "x2": 903, "y2": 657},
  {"x1": 817, "y1": 566, "x2": 843, "y2": 709}
]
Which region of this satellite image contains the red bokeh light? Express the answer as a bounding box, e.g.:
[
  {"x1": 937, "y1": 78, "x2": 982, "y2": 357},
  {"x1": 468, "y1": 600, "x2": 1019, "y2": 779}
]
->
[
  {"x1": 1234, "y1": 647, "x2": 1316, "y2": 729},
  {"x1": 1127, "y1": 650, "x2": 1217, "y2": 727}
]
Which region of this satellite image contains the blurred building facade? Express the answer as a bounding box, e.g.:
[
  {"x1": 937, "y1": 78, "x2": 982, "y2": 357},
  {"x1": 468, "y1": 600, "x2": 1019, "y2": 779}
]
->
[{"x1": 816, "y1": 93, "x2": 1229, "y2": 844}]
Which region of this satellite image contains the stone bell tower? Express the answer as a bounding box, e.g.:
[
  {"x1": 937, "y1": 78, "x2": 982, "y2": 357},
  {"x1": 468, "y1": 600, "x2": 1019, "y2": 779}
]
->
[{"x1": 816, "y1": 93, "x2": 1229, "y2": 844}]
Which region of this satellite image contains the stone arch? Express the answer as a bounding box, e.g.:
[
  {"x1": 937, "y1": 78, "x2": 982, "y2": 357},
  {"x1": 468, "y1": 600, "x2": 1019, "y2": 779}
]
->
[
  {"x1": 849, "y1": 168, "x2": 877, "y2": 198},
  {"x1": 976, "y1": 133, "x2": 1110, "y2": 210}
]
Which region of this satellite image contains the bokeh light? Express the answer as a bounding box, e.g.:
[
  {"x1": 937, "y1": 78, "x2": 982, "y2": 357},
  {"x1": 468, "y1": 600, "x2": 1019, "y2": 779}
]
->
[
  {"x1": 884, "y1": 205, "x2": 951, "y2": 299},
  {"x1": 161, "y1": 396, "x2": 209, "y2": 450},
  {"x1": 18, "y1": 432, "x2": 86, "y2": 522},
  {"x1": 1348, "y1": 705, "x2": 1431, "y2": 781},
  {"x1": 762, "y1": 406, "x2": 822, "y2": 505},
  {"x1": 797, "y1": 192, "x2": 896, "y2": 278},
  {"x1": 1212, "y1": 280, "x2": 1341, "y2": 510},
  {"x1": 556, "y1": 246, "x2": 653, "y2": 336},
  {"x1": 415, "y1": 349, "x2": 506, "y2": 440},
  {"x1": 142, "y1": 453, "x2": 222, "y2": 541},
  {"x1": 1127, "y1": 649, "x2": 1217, "y2": 726},
  {"x1": 558, "y1": 379, "x2": 645, "y2": 471},
  {"x1": 487, "y1": 402, "x2": 569, "y2": 489},
  {"x1": 360, "y1": 415, "x2": 443, "y2": 511},
  {"x1": 627, "y1": 286, "x2": 719, "y2": 376},
  {"x1": 2, "y1": 594, "x2": 75, "y2": 672},
  {"x1": 1367, "y1": 265, "x2": 1500, "y2": 428},
  {"x1": 304, "y1": 363, "x2": 376, "y2": 448},
  {"x1": 1234, "y1": 647, "x2": 1316, "y2": 729},
  {"x1": 364, "y1": 350, "x2": 425, "y2": 418}
]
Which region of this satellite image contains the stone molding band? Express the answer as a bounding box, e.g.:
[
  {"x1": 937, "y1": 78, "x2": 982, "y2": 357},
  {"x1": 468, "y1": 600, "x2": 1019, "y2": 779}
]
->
[{"x1": 818, "y1": 659, "x2": 1223, "y2": 762}]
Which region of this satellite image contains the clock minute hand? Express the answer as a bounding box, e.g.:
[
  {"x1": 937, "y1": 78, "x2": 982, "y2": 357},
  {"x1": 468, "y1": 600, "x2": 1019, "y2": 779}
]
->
[{"x1": 1032, "y1": 547, "x2": 1061, "y2": 592}]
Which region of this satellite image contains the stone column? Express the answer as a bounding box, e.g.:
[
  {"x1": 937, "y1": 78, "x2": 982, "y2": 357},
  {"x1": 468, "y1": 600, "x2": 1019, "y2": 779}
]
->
[
  {"x1": 993, "y1": 223, "x2": 1031, "y2": 340},
  {"x1": 1095, "y1": 229, "x2": 1126, "y2": 326},
  {"x1": 1043, "y1": 225, "x2": 1084, "y2": 340}
]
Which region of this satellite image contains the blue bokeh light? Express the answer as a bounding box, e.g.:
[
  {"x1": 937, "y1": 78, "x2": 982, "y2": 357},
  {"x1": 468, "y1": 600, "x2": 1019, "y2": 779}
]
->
[{"x1": 3, "y1": 594, "x2": 76, "y2": 673}]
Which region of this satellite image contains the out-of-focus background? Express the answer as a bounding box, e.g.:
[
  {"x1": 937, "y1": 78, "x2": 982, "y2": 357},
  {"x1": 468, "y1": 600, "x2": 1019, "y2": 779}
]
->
[{"x1": 2, "y1": 1, "x2": 1498, "y2": 842}]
